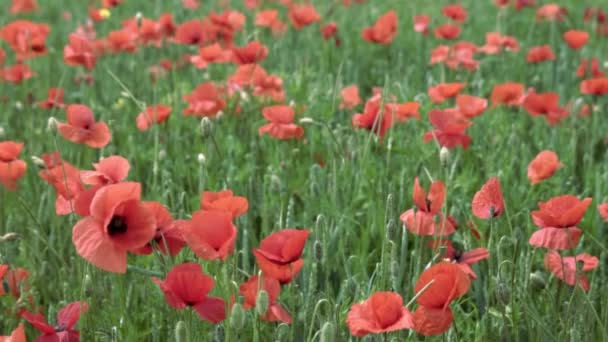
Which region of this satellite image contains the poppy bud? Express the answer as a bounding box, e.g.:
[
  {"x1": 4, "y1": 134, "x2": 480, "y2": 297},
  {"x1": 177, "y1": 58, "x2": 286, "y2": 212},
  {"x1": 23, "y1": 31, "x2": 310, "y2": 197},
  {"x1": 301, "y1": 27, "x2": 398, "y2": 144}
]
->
[
  {"x1": 275, "y1": 323, "x2": 290, "y2": 341},
  {"x1": 47, "y1": 117, "x2": 58, "y2": 134},
  {"x1": 319, "y1": 322, "x2": 336, "y2": 342},
  {"x1": 299, "y1": 117, "x2": 314, "y2": 124},
  {"x1": 200, "y1": 117, "x2": 213, "y2": 139},
  {"x1": 313, "y1": 240, "x2": 323, "y2": 262},
  {"x1": 239, "y1": 91, "x2": 249, "y2": 103},
  {"x1": 31, "y1": 156, "x2": 45, "y2": 169},
  {"x1": 0, "y1": 232, "x2": 20, "y2": 241},
  {"x1": 83, "y1": 273, "x2": 93, "y2": 297},
  {"x1": 440, "y1": 146, "x2": 450, "y2": 167},
  {"x1": 386, "y1": 219, "x2": 398, "y2": 242},
  {"x1": 0, "y1": 126, "x2": 5, "y2": 138},
  {"x1": 230, "y1": 303, "x2": 246, "y2": 331},
  {"x1": 175, "y1": 320, "x2": 189, "y2": 342},
  {"x1": 494, "y1": 281, "x2": 511, "y2": 307},
  {"x1": 158, "y1": 149, "x2": 167, "y2": 160},
  {"x1": 15, "y1": 101, "x2": 23, "y2": 111},
  {"x1": 256, "y1": 290, "x2": 269, "y2": 316},
  {"x1": 197, "y1": 153, "x2": 206, "y2": 165},
  {"x1": 213, "y1": 325, "x2": 224, "y2": 342},
  {"x1": 529, "y1": 271, "x2": 546, "y2": 290},
  {"x1": 390, "y1": 260, "x2": 400, "y2": 290}
]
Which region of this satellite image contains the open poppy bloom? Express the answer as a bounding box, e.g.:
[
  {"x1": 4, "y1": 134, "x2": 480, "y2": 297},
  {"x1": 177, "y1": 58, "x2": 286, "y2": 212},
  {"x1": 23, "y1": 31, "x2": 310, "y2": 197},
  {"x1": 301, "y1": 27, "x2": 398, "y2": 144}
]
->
[
  {"x1": 64, "y1": 33, "x2": 97, "y2": 70},
  {"x1": 10, "y1": 0, "x2": 38, "y2": 14},
  {"x1": 0, "y1": 20, "x2": 50, "y2": 59},
  {"x1": 580, "y1": 77, "x2": 608, "y2": 96},
  {"x1": 72, "y1": 182, "x2": 156, "y2": 273},
  {"x1": 385, "y1": 101, "x2": 421, "y2": 121},
  {"x1": 0, "y1": 141, "x2": 27, "y2": 191},
  {"x1": 288, "y1": 4, "x2": 321, "y2": 30},
  {"x1": 428, "y1": 83, "x2": 466, "y2": 103},
  {"x1": 434, "y1": 24, "x2": 461, "y2": 40},
  {"x1": 231, "y1": 41, "x2": 268, "y2": 65},
  {"x1": 400, "y1": 177, "x2": 455, "y2": 236},
  {"x1": 352, "y1": 94, "x2": 394, "y2": 139},
  {"x1": 563, "y1": 30, "x2": 589, "y2": 49},
  {"x1": 173, "y1": 19, "x2": 214, "y2": 46},
  {"x1": 577, "y1": 58, "x2": 605, "y2": 79},
  {"x1": 490, "y1": 82, "x2": 525, "y2": 107},
  {"x1": 136, "y1": 105, "x2": 172, "y2": 131},
  {"x1": 253, "y1": 228, "x2": 310, "y2": 283},
  {"x1": 456, "y1": 94, "x2": 487, "y2": 118},
  {"x1": 423, "y1": 108, "x2": 472, "y2": 149},
  {"x1": 228, "y1": 64, "x2": 286, "y2": 102},
  {"x1": 57, "y1": 104, "x2": 111, "y2": 148},
  {"x1": 442, "y1": 4, "x2": 468, "y2": 22},
  {"x1": 1, "y1": 267, "x2": 29, "y2": 300},
  {"x1": 362, "y1": 10, "x2": 398, "y2": 45},
  {"x1": 479, "y1": 32, "x2": 519, "y2": 54},
  {"x1": 190, "y1": 43, "x2": 233, "y2": 69},
  {"x1": 240, "y1": 275, "x2": 291, "y2": 323},
  {"x1": 598, "y1": 203, "x2": 608, "y2": 222},
  {"x1": 529, "y1": 195, "x2": 592, "y2": 250},
  {"x1": 0, "y1": 323, "x2": 26, "y2": 342},
  {"x1": 429, "y1": 240, "x2": 490, "y2": 279},
  {"x1": 526, "y1": 45, "x2": 556, "y2": 64},
  {"x1": 346, "y1": 292, "x2": 413, "y2": 337},
  {"x1": 22, "y1": 302, "x2": 88, "y2": 341},
  {"x1": 0, "y1": 264, "x2": 7, "y2": 296},
  {"x1": 339, "y1": 85, "x2": 361, "y2": 109},
  {"x1": 183, "y1": 82, "x2": 226, "y2": 117},
  {"x1": 152, "y1": 263, "x2": 225, "y2": 323},
  {"x1": 259, "y1": 105, "x2": 304, "y2": 140},
  {"x1": 536, "y1": 4, "x2": 567, "y2": 21},
  {"x1": 472, "y1": 177, "x2": 504, "y2": 219},
  {"x1": 255, "y1": 10, "x2": 287, "y2": 36},
  {"x1": 413, "y1": 15, "x2": 430, "y2": 34},
  {"x1": 544, "y1": 251, "x2": 598, "y2": 291},
  {"x1": 183, "y1": 210, "x2": 236, "y2": 261},
  {"x1": 132, "y1": 202, "x2": 185, "y2": 256},
  {"x1": 38, "y1": 88, "x2": 65, "y2": 109},
  {"x1": 1, "y1": 63, "x2": 34, "y2": 83},
  {"x1": 38, "y1": 152, "x2": 84, "y2": 215},
  {"x1": 321, "y1": 22, "x2": 339, "y2": 45},
  {"x1": 413, "y1": 262, "x2": 470, "y2": 336},
  {"x1": 527, "y1": 150, "x2": 562, "y2": 184},
  {"x1": 523, "y1": 89, "x2": 570, "y2": 125},
  {"x1": 430, "y1": 44, "x2": 479, "y2": 71},
  {"x1": 200, "y1": 190, "x2": 248, "y2": 219}
]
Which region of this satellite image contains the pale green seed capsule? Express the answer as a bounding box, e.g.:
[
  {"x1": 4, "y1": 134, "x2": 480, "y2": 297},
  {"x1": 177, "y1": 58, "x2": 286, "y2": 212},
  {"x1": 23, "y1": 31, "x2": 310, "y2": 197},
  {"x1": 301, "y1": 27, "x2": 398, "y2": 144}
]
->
[
  {"x1": 200, "y1": 117, "x2": 213, "y2": 139},
  {"x1": 530, "y1": 271, "x2": 547, "y2": 290},
  {"x1": 256, "y1": 290, "x2": 269, "y2": 316},
  {"x1": 230, "y1": 303, "x2": 246, "y2": 331},
  {"x1": 175, "y1": 321, "x2": 189, "y2": 342}
]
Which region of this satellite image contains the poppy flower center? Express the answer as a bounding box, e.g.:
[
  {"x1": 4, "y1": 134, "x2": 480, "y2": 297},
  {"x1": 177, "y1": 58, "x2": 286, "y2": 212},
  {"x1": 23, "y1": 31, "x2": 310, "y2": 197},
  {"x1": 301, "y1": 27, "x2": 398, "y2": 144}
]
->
[
  {"x1": 108, "y1": 216, "x2": 128, "y2": 236},
  {"x1": 54, "y1": 323, "x2": 67, "y2": 332}
]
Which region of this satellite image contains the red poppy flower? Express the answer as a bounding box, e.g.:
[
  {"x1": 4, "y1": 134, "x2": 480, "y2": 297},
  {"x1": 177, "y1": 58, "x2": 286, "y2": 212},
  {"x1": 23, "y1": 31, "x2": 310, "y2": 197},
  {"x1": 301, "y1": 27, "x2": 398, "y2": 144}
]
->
[
  {"x1": 456, "y1": 94, "x2": 487, "y2": 118},
  {"x1": 259, "y1": 105, "x2": 304, "y2": 140},
  {"x1": 428, "y1": 82, "x2": 466, "y2": 103},
  {"x1": 288, "y1": 4, "x2": 321, "y2": 30},
  {"x1": 132, "y1": 202, "x2": 185, "y2": 256},
  {"x1": 22, "y1": 302, "x2": 88, "y2": 341},
  {"x1": 423, "y1": 108, "x2": 472, "y2": 149},
  {"x1": 577, "y1": 58, "x2": 604, "y2": 79},
  {"x1": 563, "y1": 30, "x2": 589, "y2": 49},
  {"x1": 183, "y1": 82, "x2": 226, "y2": 117},
  {"x1": 136, "y1": 105, "x2": 172, "y2": 131},
  {"x1": 1, "y1": 267, "x2": 29, "y2": 299},
  {"x1": 352, "y1": 94, "x2": 394, "y2": 139},
  {"x1": 580, "y1": 77, "x2": 608, "y2": 96},
  {"x1": 208, "y1": 10, "x2": 246, "y2": 46},
  {"x1": 190, "y1": 43, "x2": 232, "y2": 69},
  {"x1": 255, "y1": 10, "x2": 287, "y2": 36},
  {"x1": 490, "y1": 82, "x2": 525, "y2": 106},
  {"x1": 0, "y1": 20, "x2": 50, "y2": 59},
  {"x1": 228, "y1": 64, "x2": 285, "y2": 102},
  {"x1": 0, "y1": 141, "x2": 27, "y2": 191},
  {"x1": 72, "y1": 182, "x2": 156, "y2": 273},
  {"x1": 346, "y1": 292, "x2": 413, "y2": 337},
  {"x1": 400, "y1": 177, "x2": 455, "y2": 236},
  {"x1": 1, "y1": 63, "x2": 34, "y2": 83},
  {"x1": 536, "y1": 4, "x2": 567, "y2": 21},
  {"x1": 57, "y1": 104, "x2": 111, "y2": 148},
  {"x1": 231, "y1": 41, "x2": 268, "y2": 65},
  {"x1": 413, "y1": 262, "x2": 470, "y2": 336},
  {"x1": 38, "y1": 88, "x2": 65, "y2": 109},
  {"x1": 523, "y1": 89, "x2": 570, "y2": 125},
  {"x1": 38, "y1": 152, "x2": 84, "y2": 215},
  {"x1": 339, "y1": 85, "x2": 361, "y2": 109},
  {"x1": 430, "y1": 44, "x2": 479, "y2": 71},
  {"x1": 598, "y1": 203, "x2": 608, "y2": 222},
  {"x1": 182, "y1": 0, "x2": 199, "y2": 9},
  {"x1": 200, "y1": 190, "x2": 248, "y2": 219},
  {"x1": 102, "y1": 0, "x2": 123, "y2": 7},
  {"x1": 529, "y1": 195, "x2": 591, "y2": 250},
  {"x1": 386, "y1": 101, "x2": 421, "y2": 121},
  {"x1": 429, "y1": 240, "x2": 490, "y2": 279},
  {"x1": 152, "y1": 263, "x2": 225, "y2": 323},
  {"x1": 527, "y1": 150, "x2": 562, "y2": 185},
  {"x1": 0, "y1": 264, "x2": 7, "y2": 296},
  {"x1": 0, "y1": 323, "x2": 26, "y2": 342},
  {"x1": 253, "y1": 228, "x2": 310, "y2": 284},
  {"x1": 64, "y1": 33, "x2": 97, "y2": 70},
  {"x1": 544, "y1": 251, "x2": 598, "y2": 291},
  {"x1": 413, "y1": 15, "x2": 430, "y2": 35},
  {"x1": 434, "y1": 24, "x2": 461, "y2": 40},
  {"x1": 321, "y1": 22, "x2": 338, "y2": 41},
  {"x1": 442, "y1": 4, "x2": 468, "y2": 22},
  {"x1": 526, "y1": 45, "x2": 555, "y2": 64},
  {"x1": 173, "y1": 19, "x2": 214, "y2": 45},
  {"x1": 10, "y1": 0, "x2": 38, "y2": 14},
  {"x1": 472, "y1": 177, "x2": 504, "y2": 219},
  {"x1": 239, "y1": 275, "x2": 291, "y2": 323},
  {"x1": 479, "y1": 32, "x2": 520, "y2": 54},
  {"x1": 183, "y1": 210, "x2": 236, "y2": 261},
  {"x1": 362, "y1": 10, "x2": 398, "y2": 45}
]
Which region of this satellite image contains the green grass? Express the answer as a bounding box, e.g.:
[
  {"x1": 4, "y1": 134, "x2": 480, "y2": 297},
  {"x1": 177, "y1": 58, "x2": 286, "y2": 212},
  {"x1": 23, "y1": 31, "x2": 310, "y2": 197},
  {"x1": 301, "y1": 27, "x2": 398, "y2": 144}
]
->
[{"x1": 1, "y1": 0, "x2": 608, "y2": 340}]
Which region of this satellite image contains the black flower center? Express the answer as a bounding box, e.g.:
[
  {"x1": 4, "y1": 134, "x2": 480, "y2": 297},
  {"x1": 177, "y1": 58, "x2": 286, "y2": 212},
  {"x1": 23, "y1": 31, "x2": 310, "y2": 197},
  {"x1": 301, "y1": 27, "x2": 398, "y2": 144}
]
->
[{"x1": 108, "y1": 216, "x2": 127, "y2": 236}]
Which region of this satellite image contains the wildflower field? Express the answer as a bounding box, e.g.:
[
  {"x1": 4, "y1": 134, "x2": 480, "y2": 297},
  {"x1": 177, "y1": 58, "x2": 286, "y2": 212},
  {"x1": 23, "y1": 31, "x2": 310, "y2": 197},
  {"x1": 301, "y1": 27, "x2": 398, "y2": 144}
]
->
[{"x1": 2, "y1": 0, "x2": 608, "y2": 340}]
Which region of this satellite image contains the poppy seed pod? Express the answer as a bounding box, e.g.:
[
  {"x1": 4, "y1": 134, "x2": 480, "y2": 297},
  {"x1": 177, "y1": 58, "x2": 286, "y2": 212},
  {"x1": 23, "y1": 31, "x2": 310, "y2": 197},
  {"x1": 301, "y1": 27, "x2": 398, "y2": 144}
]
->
[
  {"x1": 175, "y1": 321, "x2": 189, "y2": 342},
  {"x1": 230, "y1": 303, "x2": 246, "y2": 331},
  {"x1": 30, "y1": 155, "x2": 45, "y2": 169},
  {"x1": 529, "y1": 271, "x2": 546, "y2": 290},
  {"x1": 47, "y1": 117, "x2": 58, "y2": 133},
  {"x1": 440, "y1": 146, "x2": 450, "y2": 167},
  {"x1": 256, "y1": 290, "x2": 270, "y2": 316},
  {"x1": 200, "y1": 117, "x2": 213, "y2": 139},
  {"x1": 494, "y1": 281, "x2": 511, "y2": 307}
]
